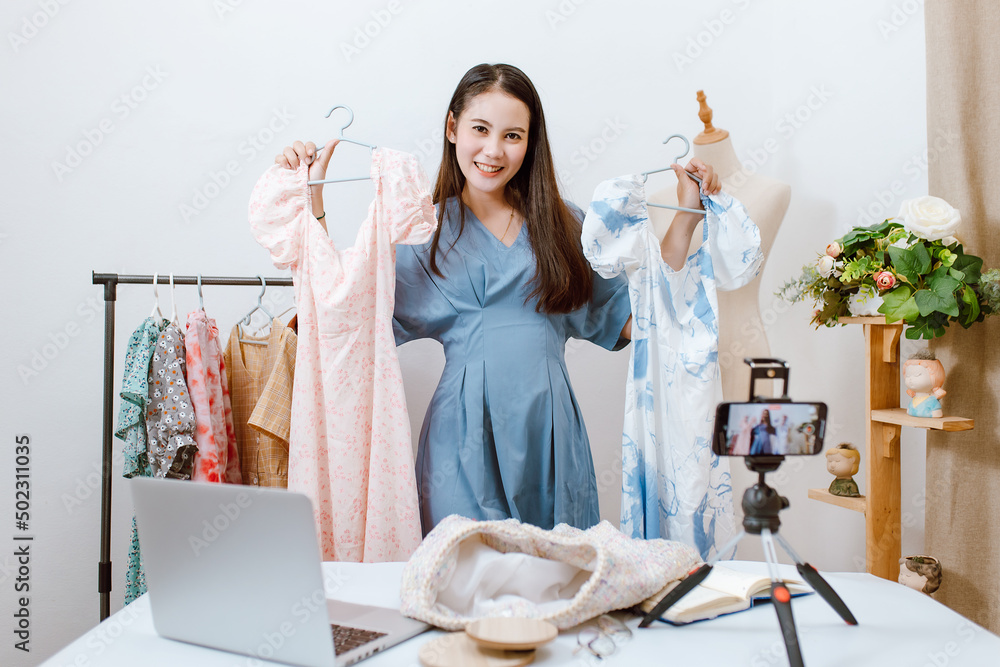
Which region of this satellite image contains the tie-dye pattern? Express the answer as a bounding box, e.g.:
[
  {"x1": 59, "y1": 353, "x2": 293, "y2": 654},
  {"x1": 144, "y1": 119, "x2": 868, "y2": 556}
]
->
[{"x1": 582, "y1": 175, "x2": 763, "y2": 559}]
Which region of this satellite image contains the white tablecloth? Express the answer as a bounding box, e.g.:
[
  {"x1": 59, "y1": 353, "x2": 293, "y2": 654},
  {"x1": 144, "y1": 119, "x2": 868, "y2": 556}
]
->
[{"x1": 41, "y1": 561, "x2": 1000, "y2": 666}]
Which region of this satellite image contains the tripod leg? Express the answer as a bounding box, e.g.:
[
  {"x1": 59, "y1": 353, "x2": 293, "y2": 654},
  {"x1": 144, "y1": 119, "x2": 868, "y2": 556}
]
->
[
  {"x1": 794, "y1": 563, "x2": 858, "y2": 626},
  {"x1": 773, "y1": 533, "x2": 858, "y2": 626},
  {"x1": 639, "y1": 530, "x2": 746, "y2": 628},
  {"x1": 761, "y1": 529, "x2": 805, "y2": 667},
  {"x1": 771, "y1": 582, "x2": 805, "y2": 667},
  {"x1": 638, "y1": 563, "x2": 713, "y2": 628}
]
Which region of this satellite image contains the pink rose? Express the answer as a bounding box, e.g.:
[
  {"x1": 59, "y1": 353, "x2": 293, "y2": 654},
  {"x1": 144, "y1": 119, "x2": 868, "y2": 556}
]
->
[
  {"x1": 875, "y1": 271, "x2": 896, "y2": 290},
  {"x1": 826, "y1": 242, "x2": 842, "y2": 258}
]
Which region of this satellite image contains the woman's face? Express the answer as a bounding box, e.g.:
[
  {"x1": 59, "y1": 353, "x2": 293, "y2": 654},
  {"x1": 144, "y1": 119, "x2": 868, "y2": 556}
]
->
[
  {"x1": 447, "y1": 90, "x2": 530, "y2": 199},
  {"x1": 761, "y1": 410, "x2": 769, "y2": 422}
]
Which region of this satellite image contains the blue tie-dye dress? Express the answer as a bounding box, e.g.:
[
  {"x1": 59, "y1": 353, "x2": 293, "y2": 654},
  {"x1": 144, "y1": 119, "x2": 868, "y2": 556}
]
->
[{"x1": 582, "y1": 176, "x2": 763, "y2": 559}]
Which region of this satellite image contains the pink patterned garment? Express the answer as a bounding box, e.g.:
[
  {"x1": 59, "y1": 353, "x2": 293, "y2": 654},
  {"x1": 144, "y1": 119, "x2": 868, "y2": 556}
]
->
[
  {"x1": 185, "y1": 309, "x2": 242, "y2": 484},
  {"x1": 249, "y1": 148, "x2": 435, "y2": 562}
]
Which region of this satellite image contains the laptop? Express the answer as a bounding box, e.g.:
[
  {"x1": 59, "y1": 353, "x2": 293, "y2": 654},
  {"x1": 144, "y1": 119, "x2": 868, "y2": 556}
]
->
[{"x1": 131, "y1": 477, "x2": 429, "y2": 666}]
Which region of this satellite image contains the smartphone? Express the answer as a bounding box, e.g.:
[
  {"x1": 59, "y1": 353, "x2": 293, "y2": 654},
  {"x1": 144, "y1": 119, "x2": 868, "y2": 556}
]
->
[{"x1": 712, "y1": 402, "x2": 827, "y2": 457}]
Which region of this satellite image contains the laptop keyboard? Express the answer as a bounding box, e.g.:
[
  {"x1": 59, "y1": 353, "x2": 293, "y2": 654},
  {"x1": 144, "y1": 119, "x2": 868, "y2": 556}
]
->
[{"x1": 331, "y1": 624, "x2": 387, "y2": 654}]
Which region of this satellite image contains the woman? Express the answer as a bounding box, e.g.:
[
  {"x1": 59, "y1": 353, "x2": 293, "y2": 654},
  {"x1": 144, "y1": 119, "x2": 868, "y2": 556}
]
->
[
  {"x1": 278, "y1": 63, "x2": 719, "y2": 533},
  {"x1": 750, "y1": 409, "x2": 775, "y2": 456}
]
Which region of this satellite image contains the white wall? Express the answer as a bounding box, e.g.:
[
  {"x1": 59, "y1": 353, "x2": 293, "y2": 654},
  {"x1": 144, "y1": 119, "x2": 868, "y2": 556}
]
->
[{"x1": 0, "y1": 1, "x2": 930, "y2": 664}]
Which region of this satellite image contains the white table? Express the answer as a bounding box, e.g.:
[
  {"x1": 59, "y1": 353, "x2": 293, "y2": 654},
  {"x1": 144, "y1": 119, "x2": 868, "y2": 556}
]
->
[{"x1": 42, "y1": 561, "x2": 1000, "y2": 666}]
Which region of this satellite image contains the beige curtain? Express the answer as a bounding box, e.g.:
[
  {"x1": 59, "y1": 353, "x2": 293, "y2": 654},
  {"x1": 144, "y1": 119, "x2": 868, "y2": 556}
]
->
[{"x1": 925, "y1": 0, "x2": 1000, "y2": 634}]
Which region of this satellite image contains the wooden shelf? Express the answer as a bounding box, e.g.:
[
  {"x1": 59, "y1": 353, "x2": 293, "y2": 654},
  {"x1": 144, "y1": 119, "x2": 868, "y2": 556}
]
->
[
  {"x1": 840, "y1": 316, "x2": 888, "y2": 325},
  {"x1": 870, "y1": 408, "x2": 974, "y2": 432},
  {"x1": 808, "y1": 488, "x2": 866, "y2": 513}
]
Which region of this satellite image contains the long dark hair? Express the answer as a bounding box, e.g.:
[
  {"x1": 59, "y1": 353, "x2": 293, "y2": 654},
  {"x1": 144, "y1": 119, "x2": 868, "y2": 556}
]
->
[{"x1": 428, "y1": 63, "x2": 592, "y2": 313}]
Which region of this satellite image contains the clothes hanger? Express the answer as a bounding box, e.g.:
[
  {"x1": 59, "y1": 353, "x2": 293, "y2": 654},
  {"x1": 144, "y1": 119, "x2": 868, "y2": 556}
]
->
[
  {"x1": 238, "y1": 276, "x2": 275, "y2": 345},
  {"x1": 641, "y1": 134, "x2": 707, "y2": 216},
  {"x1": 149, "y1": 273, "x2": 164, "y2": 320},
  {"x1": 168, "y1": 273, "x2": 180, "y2": 327},
  {"x1": 306, "y1": 105, "x2": 377, "y2": 186},
  {"x1": 197, "y1": 274, "x2": 205, "y2": 311}
]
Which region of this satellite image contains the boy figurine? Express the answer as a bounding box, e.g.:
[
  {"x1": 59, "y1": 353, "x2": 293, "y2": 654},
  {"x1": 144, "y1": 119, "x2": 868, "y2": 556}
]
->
[
  {"x1": 904, "y1": 350, "x2": 946, "y2": 419},
  {"x1": 825, "y1": 443, "x2": 861, "y2": 497}
]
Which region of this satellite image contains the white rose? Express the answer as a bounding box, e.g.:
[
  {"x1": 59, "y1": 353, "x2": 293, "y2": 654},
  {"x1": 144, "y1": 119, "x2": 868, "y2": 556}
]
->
[
  {"x1": 897, "y1": 196, "x2": 961, "y2": 241},
  {"x1": 817, "y1": 254, "x2": 836, "y2": 277}
]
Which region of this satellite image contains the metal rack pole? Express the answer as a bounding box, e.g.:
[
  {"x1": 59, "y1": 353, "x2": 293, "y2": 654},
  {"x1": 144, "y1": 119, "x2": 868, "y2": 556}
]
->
[{"x1": 91, "y1": 271, "x2": 293, "y2": 621}]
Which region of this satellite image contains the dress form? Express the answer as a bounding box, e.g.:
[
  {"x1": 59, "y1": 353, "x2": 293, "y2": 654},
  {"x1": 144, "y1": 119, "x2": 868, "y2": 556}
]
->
[{"x1": 648, "y1": 91, "x2": 791, "y2": 400}]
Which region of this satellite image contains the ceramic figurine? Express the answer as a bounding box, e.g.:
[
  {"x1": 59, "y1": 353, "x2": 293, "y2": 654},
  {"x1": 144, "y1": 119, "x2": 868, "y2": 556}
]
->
[
  {"x1": 825, "y1": 443, "x2": 861, "y2": 497},
  {"x1": 904, "y1": 350, "x2": 946, "y2": 418},
  {"x1": 898, "y1": 555, "x2": 942, "y2": 595}
]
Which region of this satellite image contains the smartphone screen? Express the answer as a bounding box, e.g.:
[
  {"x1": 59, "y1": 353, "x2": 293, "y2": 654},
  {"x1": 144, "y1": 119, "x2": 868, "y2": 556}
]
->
[{"x1": 713, "y1": 402, "x2": 827, "y2": 456}]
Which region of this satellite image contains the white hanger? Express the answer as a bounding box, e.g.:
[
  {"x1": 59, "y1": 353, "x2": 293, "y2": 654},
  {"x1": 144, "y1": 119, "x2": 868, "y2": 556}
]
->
[
  {"x1": 307, "y1": 105, "x2": 376, "y2": 186},
  {"x1": 642, "y1": 134, "x2": 707, "y2": 216},
  {"x1": 238, "y1": 276, "x2": 276, "y2": 346},
  {"x1": 149, "y1": 273, "x2": 164, "y2": 320},
  {"x1": 169, "y1": 273, "x2": 179, "y2": 327}
]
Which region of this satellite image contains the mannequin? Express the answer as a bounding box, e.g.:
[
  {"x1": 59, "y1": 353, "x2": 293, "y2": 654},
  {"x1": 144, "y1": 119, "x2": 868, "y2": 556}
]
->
[{"x1": 649, "y1": 91, "x2": 791, "y2": 400}]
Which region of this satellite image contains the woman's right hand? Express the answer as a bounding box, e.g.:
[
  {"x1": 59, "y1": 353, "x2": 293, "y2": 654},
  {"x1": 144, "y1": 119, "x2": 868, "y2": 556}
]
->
[{"x1": 276, "y1": 140, "x2": 339, "y2": 220}]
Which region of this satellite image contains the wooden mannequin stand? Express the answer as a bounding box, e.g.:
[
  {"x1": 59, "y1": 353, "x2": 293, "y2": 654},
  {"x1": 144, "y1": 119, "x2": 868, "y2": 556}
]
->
[{"x1": 807, "y1": 317, "x2": 974, "y2": 579}]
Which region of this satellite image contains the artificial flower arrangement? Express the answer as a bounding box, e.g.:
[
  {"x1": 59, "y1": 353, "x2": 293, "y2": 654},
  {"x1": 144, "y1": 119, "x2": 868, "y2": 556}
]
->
[{"x1": 779, "y1": 196, "x2": 1000, "y2": 339}]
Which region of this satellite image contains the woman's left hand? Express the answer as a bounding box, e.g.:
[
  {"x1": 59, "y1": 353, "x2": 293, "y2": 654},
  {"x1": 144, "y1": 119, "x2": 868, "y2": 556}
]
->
[{"x1": 672, "y1": 158, "x2": 721, "y2": 210}]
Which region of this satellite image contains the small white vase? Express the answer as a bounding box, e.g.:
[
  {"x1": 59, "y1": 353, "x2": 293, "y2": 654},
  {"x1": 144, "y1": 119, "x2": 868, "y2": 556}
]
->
[{"x1": 848, "y1": 285, "x2": 884, "y2": 316}]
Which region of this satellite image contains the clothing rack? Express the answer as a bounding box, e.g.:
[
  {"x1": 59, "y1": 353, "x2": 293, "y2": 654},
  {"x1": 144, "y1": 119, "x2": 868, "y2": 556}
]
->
[{"x1": 91, "y1": 272, "x2": 293, "y2": 621}]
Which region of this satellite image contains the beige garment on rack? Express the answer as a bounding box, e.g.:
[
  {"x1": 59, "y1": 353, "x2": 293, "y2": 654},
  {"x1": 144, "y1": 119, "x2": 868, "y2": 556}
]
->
[{"x1": 224, "y1": 319, "x2": 297, "y2": 488}]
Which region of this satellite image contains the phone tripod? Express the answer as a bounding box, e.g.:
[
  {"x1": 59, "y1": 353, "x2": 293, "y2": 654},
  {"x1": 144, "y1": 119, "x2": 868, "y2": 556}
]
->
[{"x1": 639, "y1": 456, "x2": 858, "y2": 667}]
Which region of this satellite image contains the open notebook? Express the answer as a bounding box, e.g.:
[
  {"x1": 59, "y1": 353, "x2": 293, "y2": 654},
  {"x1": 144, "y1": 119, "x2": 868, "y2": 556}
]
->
[{"x1": 639, "y1": 564, "x2": 813, "y2": 625}]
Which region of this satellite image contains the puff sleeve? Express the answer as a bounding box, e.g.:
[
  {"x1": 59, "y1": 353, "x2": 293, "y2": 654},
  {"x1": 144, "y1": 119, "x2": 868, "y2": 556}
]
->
[
  {"x1": 581, "y1": 176, "x2": 649, "y2": 279},
  {"x1": 566, "y1": 199, "x2": 632, "y2": 350},
  {"x1": 378, "y1": 149, "x2": 438, "y2": 246},
  {"x1": 702, "y1": 190, "x2": 763, "y2": 291},
  {"x1": 248, "y1": 163, "x2": 311, "y2": 270}
]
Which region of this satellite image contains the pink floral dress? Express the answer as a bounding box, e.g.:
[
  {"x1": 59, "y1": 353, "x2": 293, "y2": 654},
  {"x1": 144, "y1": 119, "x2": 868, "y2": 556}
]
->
[
  {"x1": 185, "y1": 309, "x2": 242, "y2": 484},
  {"x1": 249, "y1": 148, "x2": 435, "y2": 562}
]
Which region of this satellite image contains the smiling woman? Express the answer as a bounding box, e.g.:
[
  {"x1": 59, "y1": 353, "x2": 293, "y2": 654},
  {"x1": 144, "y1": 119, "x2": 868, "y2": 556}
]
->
[{"x1": 277, "y1": 62, "x2": 716, "y2": 535}]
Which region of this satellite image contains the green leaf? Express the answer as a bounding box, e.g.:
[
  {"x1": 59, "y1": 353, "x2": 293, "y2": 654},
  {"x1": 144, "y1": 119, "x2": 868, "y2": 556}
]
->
[
  {"x1": 878, "y1": 285, "x2": 920, "y2": 323},
  {"x1": 949, "y1": 267, "x2": 966, "y2": 282},
  {"x1": 888, "y1": 243, "x2": 932, "y2": 284},
  {"x1": 951, "y1": 253, "x2": 984, "y2": 284},
  {"x1": 927, "y1": 273, "x2": 961, "y2": 297},
  {"x1": 914, "y1": 288, "x2": 960, "y2": 318},
  {"x1": 959, "y1": 284, "x2": 980, "y2": 325}
]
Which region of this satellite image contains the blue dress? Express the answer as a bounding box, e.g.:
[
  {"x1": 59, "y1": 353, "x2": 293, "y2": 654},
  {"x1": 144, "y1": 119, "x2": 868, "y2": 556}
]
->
[
  {"x1": 750, "y1": 423, "x2": 774, "y2": 456},
  {"x1": 393, "y1": 198, "x2": 631, "y2": 533}
]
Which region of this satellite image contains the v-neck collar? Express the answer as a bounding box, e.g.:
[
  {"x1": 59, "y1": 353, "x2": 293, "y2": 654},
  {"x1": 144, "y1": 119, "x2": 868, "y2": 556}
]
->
[{"x1": 463, "y1": 202, "x2": 525, "y2": 252}]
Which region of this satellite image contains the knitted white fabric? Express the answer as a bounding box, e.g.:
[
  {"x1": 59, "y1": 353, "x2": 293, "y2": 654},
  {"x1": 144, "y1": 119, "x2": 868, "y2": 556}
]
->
[{"x1": 400, "y1": 514, "x2": 700, "y2": 630}]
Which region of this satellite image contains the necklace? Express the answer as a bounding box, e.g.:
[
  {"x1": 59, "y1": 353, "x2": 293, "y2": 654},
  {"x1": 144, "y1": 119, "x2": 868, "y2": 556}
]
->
[{"x1": 498, "y1": 207, "x2": 516, "y2": 243}]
